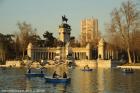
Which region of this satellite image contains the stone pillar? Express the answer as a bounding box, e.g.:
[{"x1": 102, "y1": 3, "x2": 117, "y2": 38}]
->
[
  {"x1": 84, "y1": 53, "x2": 85, "y2": 59},
  {"x1": 48, "y1": 52, "x2": 49, "y2": 60},
  {"x1": 116, "y1": 51, "x2": 118, "y2": 60},
  {"x1": 107, "y1": 50, "x2": 109, "y2": 60},
  {"x1": 52, "y1": 52, "x2": 54, "y2": 59},
  {"x1": 75, "y1": 52, "x2": 77, "y2": 60},
  {"x1": 108, "y1": 50, "x2": 110, "y2": 59},
  {"x1": 86, "y1": 43, "x2": 91, "y2": 60},
  {"x1": 46, "y1": 52, "x2": 48, "y2": 59},
  {"x1": 81, "y1": 52, "x2": 82, "y2": 59},
  {"x1": 79, "y1": 53, "x2": 81, "y2": 59},
  {"x1": 105, "y1": 50, "x2": 108, "y2": 60},
  {"x1": 50, "y1": 52, "x2": 52, "y2": 60},
  {"x1": 75, "y1": 52, "x2": 77, "y2": 59},
  {"x1": 112, "y1": 50, "x2": 114, "y2": 59},
  {"x1": 27, "y1": 43, "x2": 33, "y2": 60},
  {"x1": 98, "y1": 38, "x2": 105, "y2": 60}
]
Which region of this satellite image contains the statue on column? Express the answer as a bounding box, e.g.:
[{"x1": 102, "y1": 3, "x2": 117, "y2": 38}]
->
[{"x1": 62, "y1": 15, "x2": 68, "y2": 23}]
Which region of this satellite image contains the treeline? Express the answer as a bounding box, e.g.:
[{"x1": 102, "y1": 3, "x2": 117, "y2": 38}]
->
[
  {"x1": 105, "y1": 0, "x2": 140, "y2": 63},
  {"x1": 0, "y1": 22, "x2": 80, "y2": 63}
]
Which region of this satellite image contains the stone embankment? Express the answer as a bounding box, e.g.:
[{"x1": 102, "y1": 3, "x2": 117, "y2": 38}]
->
[
  {"x1": 117, "y1": 66, "x2": 140, "y2": 69},
  {"x1": 75, "y1": 59, "x2": 111, "y2": 68},
  {"x1": 0, "y1": 59, "x2": 113, "y2": 68}
]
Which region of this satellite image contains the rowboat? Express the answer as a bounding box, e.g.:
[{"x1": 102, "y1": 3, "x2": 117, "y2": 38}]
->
[
  {"x1": 81, "y1": 68, "x2": 93, "y2": 71},
  {"x1": 44, "y1": 76, "x2": 71, "y2": 83},
  {"x1": 25, "y1": 73, "x2": 45, "y2": 77},
  {"x1": 122, "y1": 68, "x2": 134, "y2": 73}
]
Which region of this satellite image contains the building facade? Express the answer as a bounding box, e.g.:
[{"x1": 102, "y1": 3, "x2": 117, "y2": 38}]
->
[
  {"x1": 58, "y1": 23, "x2": 71, "y2": 43},
  {"x1": 80, "y1": 18, "x2": 98, "y2": 45},
  {"x1": 27, "y1": 43, "x2": 92, "y2": 61},
  {"x1": 27, "y1": 38, "x2": 118, "y2": 61},
  {"x1": 27, "y1": 17, "x2": 119, "y2": 61}
]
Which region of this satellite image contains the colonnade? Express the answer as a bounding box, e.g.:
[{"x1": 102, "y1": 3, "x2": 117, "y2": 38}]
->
[
  {"x1": 32, "y1": 51, "x2": 56, "y2": 61},
  {"x1": 104, "y1": 50, "x2": 118, "y2": 60},
  {"x1": 73, "y1": 52, "x2": 87, "y2": 60},
  {"x1": 31, "y1": 51, "x2": 89, "y2": 60}
]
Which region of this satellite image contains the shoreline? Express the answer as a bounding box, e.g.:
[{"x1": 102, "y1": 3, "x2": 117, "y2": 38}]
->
[{"x1": 117, "y1": 65, "x2": 140, "y2": 69}]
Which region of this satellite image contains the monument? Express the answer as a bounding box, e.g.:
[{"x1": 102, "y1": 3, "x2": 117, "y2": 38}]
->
[{"x1": 58, "y1": 15, "x2": 71, "y2": 43}]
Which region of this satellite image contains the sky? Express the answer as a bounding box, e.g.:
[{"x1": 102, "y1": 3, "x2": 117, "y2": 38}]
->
[{"x1": 0, "y1": 0, "x2": 138, "y2": 38}]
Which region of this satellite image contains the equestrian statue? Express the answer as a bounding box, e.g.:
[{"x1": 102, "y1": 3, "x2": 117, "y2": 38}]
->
[{"x1": 62, "y1": 15, "x2": 68, "y2": 23}]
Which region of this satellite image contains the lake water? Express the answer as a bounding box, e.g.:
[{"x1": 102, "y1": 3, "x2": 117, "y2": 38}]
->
[{"x1": 0, "y1": 66, "x2": 140, "y2": 93}]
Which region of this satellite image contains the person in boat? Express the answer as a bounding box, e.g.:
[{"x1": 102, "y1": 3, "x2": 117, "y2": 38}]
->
[
  {"x1": 63, "y1": 72, "x2": 67, "y2": 78},
  {"x1": 84, "y1": 65, "x2": 90, "y2": 70},
  {"x1": 40, "y1": 69, "x2": 43, "y2": 74},
  {"x1": 53, "y1": 71, "x2": 59, "y2": 78},
  {"x1": 28, "y1": 68, "x2": 31, "y2": 73}
]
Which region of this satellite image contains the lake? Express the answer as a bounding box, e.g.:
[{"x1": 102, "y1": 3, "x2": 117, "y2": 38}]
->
[{"x1": 0, "y1": 66, "x2": 140, "y2": 93}]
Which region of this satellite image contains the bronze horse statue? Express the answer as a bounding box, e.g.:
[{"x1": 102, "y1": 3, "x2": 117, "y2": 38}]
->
[{"x1": 62, "y1": 15, "x2": 68, "y2": 23}]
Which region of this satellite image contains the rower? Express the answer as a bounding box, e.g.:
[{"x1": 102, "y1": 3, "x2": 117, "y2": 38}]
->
[
  {"x1": 63, "y1": 72, "x2": 67, "y2": 78},
  {"x1": 28, "y1": 68, "x2": 31, "y2": 73},
  {"x1": 53, "y1": 71, "x2": 59, "y2": 78}
]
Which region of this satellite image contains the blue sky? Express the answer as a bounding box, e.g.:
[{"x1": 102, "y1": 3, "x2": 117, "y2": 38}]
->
[{"x1": 0, "y1": 0, "x2": 137, "y2": 38}]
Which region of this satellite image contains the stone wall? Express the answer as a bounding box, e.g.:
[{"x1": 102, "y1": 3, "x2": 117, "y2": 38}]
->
[
  {"x1": 75, "y1": 59, "x2": 112, "y2": 68},
  {"x1": 6, "y1": 61, "x2": 21, "y2": 67},
  {"x1": 75, "y1": 60, "x2": 97, "y2": 67},
  {"x1": 97, "y1": 59, "x2": 111, "y2": 68}
]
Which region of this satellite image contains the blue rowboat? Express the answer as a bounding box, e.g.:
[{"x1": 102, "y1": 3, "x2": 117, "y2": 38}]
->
[
  {"x1": 44, "y1": 76, "x2": 71, "y2": 83},
  {"x1": 122, "y1": 68, "x2": 134, "y2": 73},
  {"x1": 25, "y1": 73, "x2": 45, "y2": 77},
  {"x1": 81, "y1": 68, "x2": 93, "y2": 71}
]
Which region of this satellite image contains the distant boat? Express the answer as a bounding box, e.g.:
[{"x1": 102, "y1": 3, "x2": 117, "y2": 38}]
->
[
  {"x1": 81, "y1": 65, "x2": 93, "y2": 71},
  {"x1": 25, "y1": 68, "x2": 45, "y2": 77},
  {"x1": 25, "y1": 73, "x2": 45, "y2": 77},
  {"x1": 44, "y1": 76, "x2": 71, "y2": 83},
  {"x1": 122, "y1": 68, "x2": 134, "y2": 73},
  {"x1": 81, "y1": 68, "x2": 93, "y2": 71},
  {"x1": 68, "y1": 65, "x2": 75, "y2": 69}
]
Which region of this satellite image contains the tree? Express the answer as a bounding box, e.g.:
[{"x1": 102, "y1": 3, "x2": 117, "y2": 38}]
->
[
  {"x1": 0, "y1": 33, "x2": 6, "y2": 63},
  {"x1": 17, "y1": 22, "x2": 38, "y2": 59},
  {"x1": 106, "y1": 0, "x2": 140, "y2": 63},
  {"x1": 0, "y1": 33, "x2": 15, "y2": 63},
  {"x1": 43, "y1": 31, "x2": 56, "y2": 47}
]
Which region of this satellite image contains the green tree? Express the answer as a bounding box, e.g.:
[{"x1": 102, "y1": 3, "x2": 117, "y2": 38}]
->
[
  {"x1": 43, "y1": 31, "x2": 56, "y2": 47},
  {"x1": 0, "y1": 33, "x2": 15, "y2": 63}
]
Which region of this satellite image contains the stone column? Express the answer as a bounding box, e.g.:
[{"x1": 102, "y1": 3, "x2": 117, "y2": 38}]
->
[
  {"x1": 48, "y1": 52, "x2": 49, "y2": 60},
  {"x1": 98, "y1": 38, "x2": 104, "y2": 60},
  {"x1": 112, "y1": 50, "x2": 114, "y2": 59},
  {"x1": 52, "y1": 52, "x2": 54, "y2": 59},
  {"x1": 78, "y1": 52, "x2": 80, "y2": 60},
  {"x1": 79, "y1": 53, "x2": 81, "y2": 60},
  {"x1": 75, "y1": 52, "x2": 77, "y2": 60},
  {"x1": 107, "y1": 50, "x2": 109, "y2": 60}
]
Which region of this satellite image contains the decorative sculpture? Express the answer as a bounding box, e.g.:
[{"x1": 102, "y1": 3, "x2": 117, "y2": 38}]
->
[{"x1": 62, "y1": 15, "x2": 68, "y2": 23}]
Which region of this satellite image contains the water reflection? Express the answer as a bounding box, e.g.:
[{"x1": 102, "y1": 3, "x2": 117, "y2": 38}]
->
[
  {"x1": 71, "y1": 67, "x2": 94, "y2": 93},
  {"x1": 97, "y1": 68, "x2": 112, "y2": 93},
  {"x1": 0, "y1": 67, "x2": 140, "y2": 93}
]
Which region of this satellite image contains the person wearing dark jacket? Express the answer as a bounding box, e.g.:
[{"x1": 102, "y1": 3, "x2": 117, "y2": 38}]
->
[
  {"x1": 63, "y1": 72, "x2": 67, "y2": 78},
  {"x1": 53, "y1": 71, "x2": 58, "y2": 78}
]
